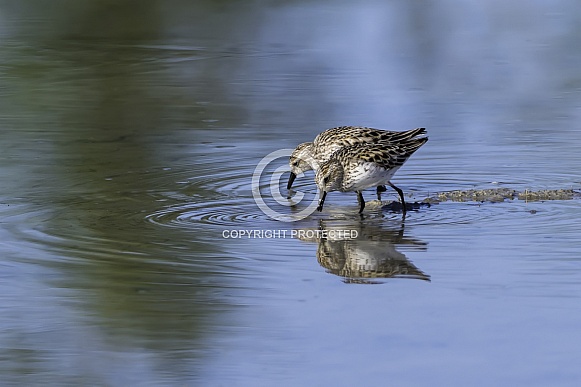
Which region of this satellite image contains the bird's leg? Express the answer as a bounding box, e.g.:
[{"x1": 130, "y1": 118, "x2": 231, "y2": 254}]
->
[
  {"x1": 316, "y1": 191, "x2": 327, "y2": 212},
  {"x1": 388, "y1": 181, "x2": 406, "y2": 216},
  {"x1": 356, "y1": 190, "x2": 365, "y2": 213},
  {"x1": 376, "y1": 185, "x2": 387, "y2": 201}
]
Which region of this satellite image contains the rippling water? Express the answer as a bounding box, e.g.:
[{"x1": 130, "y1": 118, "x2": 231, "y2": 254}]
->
[{"x1": 2, "y1": 1, "x2": 581, "y2": 386}]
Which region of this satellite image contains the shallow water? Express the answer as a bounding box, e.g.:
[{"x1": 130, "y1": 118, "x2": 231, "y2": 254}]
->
[{"x1": 1, "y1": 1, "x2": 581, "y2": 386}]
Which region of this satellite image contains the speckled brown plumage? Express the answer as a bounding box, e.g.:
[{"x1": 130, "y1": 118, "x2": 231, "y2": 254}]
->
[{"x1": 315, "y1": 136, "x2": 428, "y2": 214}]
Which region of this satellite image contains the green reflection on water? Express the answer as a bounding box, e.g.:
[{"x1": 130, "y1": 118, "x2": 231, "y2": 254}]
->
[
  {"x1": 0, "y1": 2, "x2": 260, "y2": 383},
  {"x1": 2, "y1": 1, "x2": 581, "y2": 385}
]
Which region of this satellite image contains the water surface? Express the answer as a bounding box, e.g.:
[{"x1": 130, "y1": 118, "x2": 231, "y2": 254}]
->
[{"x1": 1, "y1": 1, "x2": 581, "y2": 386}]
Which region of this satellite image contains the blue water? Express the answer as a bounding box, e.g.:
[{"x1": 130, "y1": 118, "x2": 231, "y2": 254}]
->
[{"x1": 1, "y1": 1, "x2": 581, "y2": 386}]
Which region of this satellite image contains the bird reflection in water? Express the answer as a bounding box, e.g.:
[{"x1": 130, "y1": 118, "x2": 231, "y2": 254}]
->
[{"x1": 297, "y1": 220, "x2": 430, "y2": 284}]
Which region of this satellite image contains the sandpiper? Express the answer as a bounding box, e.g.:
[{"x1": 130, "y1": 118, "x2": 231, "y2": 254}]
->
[
  {"x1": 288, "y1": 126, "x2": 426, "y2": 201},
  {"x1": 314, "y1": 136, "x2": 428, "y2": 215}
]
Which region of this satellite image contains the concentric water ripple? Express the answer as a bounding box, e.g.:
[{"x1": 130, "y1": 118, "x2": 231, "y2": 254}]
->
[
  {"x1": 146, "y1": 198, "x2": 269, "y2": 228},
  {"x1": 148, "y1": 151, "x2": 324, "y2": 228}
]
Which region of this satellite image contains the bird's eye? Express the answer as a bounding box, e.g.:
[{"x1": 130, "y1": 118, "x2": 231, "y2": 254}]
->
[
  {"x1": 323, "y1": 176, "x2": 329, "y2": 185},
  {"x1": 292, "y1": 161, "x2": 299, "y2": 167}
]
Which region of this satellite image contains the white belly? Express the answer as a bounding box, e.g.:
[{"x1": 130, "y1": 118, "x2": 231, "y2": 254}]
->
[{"x1": 341, "y1": 162, "x2": 400, "y2": 191}]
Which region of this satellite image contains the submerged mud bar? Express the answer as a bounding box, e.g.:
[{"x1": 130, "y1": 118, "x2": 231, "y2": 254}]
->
[{"x1": 423, "y1": 188, "x2": 580, "y2": 204}]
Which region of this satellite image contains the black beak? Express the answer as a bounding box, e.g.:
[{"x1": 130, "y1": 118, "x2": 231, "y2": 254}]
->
[
  {"x1": 287, "y1": 172, "x2": 297, "y2": 190},
  {"x1": 316, "y1": 191, "x2": 327, "y2": 212}
]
